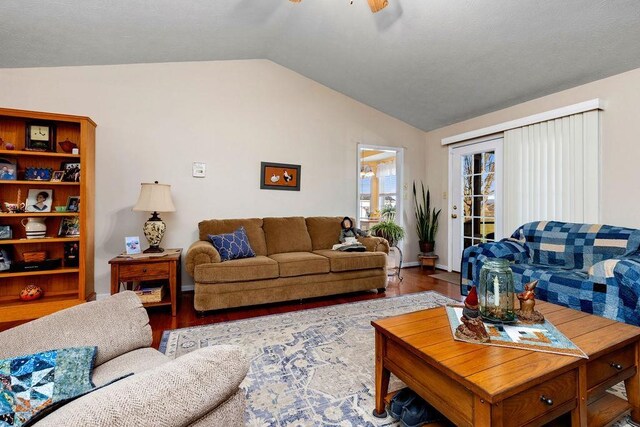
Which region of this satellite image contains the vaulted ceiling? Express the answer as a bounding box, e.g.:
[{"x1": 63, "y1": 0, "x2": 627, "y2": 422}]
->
[{"x1": 2, "y1": 0, "x2": 640, "y2": 131}]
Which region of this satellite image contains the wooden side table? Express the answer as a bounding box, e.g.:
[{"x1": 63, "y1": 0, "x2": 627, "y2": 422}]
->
[
  {"x1": 109, "y1": 249, "x2": 182, "y2": 316},
  {"x1": 418, "y1": 253, "x2": 438, "y2": 271}
]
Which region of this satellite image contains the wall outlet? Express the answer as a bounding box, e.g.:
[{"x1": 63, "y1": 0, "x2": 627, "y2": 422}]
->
[
  {"x1": 193, "y1": 162, "x2": 206, "y2": 178},
  {"x1": 442, "y1": 191, "x2": 447, "y2": 200}
]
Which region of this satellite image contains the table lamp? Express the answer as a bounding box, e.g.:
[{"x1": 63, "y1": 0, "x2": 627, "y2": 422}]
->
[{"x1": 132, "y1": 181, "x2": 176, "y2": 253}]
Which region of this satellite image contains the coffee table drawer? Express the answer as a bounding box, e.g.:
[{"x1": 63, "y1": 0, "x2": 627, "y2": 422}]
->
[
  {"x1": 119, "y1": 263, "x2": 169, "y2": 280},
  {"x1": 502, "y1": 369, "x2": 577, "y2": 426},
  {"x1": 587, "y1": 344, "x2": 636, "y2": 390}
]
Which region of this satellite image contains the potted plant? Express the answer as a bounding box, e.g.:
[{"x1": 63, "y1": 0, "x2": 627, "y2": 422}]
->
[
  {"x1": 413, "y1": 181, "x2": 441, "y2": 253},
  {"x1": 370, "y1": 212, "x2": 405, "y2": 247}
]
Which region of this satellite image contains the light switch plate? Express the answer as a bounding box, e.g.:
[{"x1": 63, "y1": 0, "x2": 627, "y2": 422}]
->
[{"x1": 193, "y1": 162, "x2": 206, "y2": 178}]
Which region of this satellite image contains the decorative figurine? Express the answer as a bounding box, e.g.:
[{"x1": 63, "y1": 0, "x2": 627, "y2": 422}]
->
[
  {"x1": 455, "y1": 287, "x2": 490, "y2": 343},
  {"x1": 58, "y1": 138, "x2": 78, "y2": 153},
  {"x1": 20, "y1": 284, "x2": 44, "y2": 301},
  {"x1": 516, "y1": 280, "x2": 545, "y2": 324}
]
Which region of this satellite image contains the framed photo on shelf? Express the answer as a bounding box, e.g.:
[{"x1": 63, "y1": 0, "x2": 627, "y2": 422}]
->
[
  {"x1": 260, "y1": 162, "x2": 301, "y2": 191},
  {"x1": 24, "y1": 167, "x2": 53, "y2": 181},
  {"x1": 64, "y1": 242, "x2": 79, "y2": 267},
  {"x1": 25, "y1": 122, "x2": 56, "y2": 152},
  {"x1": 66, "y1": 196, "x2": 80, "y2": 212},
  {"x1": 25, "y1": 189, "x2": 53, "y2": 213},
  {"x1": 58, "y1": 217, "x2": 80, "y2": 237},
  {"x1": 50, "y1": 170, "x2": 64, "y2": 182},
  {"x1": 0, "y1": 157, "x2": 17, "y2": 181},
  {"x1": 60, "y1": 162, "x2": 80, "y2": 182},
  {"x1": 0, "y1": 225, "x2": 12, "y2": 240}
]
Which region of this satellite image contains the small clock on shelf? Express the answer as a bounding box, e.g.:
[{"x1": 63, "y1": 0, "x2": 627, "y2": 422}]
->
[{"x1": 25, "y1": 122, "x2": 56, "y2": 152}]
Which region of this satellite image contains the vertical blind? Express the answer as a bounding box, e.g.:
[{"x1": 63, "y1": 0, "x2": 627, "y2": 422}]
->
[{"x1": 503, "y1": 110, "x2": 599, "y2": 235}]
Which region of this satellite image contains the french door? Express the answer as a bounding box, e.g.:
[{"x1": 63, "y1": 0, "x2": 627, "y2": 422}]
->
[{"x1": 449, "y1": 138, "x2": 503, "y2": 271}]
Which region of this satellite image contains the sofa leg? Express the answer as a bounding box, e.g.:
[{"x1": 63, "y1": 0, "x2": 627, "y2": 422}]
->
[
  {"x1": 195, "y1": 310, "x2": 207, "y2": 318},
  {"x1": 377, "y1": 288, "x2": 386, "y2": 294}
]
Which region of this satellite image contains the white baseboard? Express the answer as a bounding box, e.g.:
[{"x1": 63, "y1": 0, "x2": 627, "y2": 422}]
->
[{"x1": 402, "y1": 261, "x2": 448, "y2": 271}]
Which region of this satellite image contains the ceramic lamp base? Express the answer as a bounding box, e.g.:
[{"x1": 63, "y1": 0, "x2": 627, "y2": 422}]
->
[{"x1": 142, "y1": 213, "x2": 166, "y2": 253}]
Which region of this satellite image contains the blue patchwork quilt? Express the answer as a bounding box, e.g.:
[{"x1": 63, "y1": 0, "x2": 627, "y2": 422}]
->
[{"x1": 461, "y1": 221, "x2": 640, "y2": 326}]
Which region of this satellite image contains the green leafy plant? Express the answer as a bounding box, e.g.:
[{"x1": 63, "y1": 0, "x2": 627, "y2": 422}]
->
[
  {"x1": 370, "y1": 216, "x2": 405, "y2": 247},
  {"x1": 413, "y1": 181, "x2": 442, "y2": 250}
]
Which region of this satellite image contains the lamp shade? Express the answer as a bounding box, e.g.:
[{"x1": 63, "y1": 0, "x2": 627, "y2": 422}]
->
[{"x1": 132, "y1": 182, "x2": 176, "y2": 213}]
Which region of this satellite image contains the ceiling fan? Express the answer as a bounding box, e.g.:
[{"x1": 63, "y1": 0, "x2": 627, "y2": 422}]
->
[{"x1": 289, "y1": 0, "x2": 389, "y2": 13}]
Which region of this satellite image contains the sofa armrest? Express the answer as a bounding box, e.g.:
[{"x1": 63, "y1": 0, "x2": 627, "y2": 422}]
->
[
  {"x1": 0, "y1": 291, "x2": 151, "y2": 366},
  {"x1": 358, "y1": 236, "x2": 389, "y2": 254},
  {"x1": 33, "y1": 345, "x2": 249, "y2": 427},
  {"x1": 186, "y1": 240, "x2": 222, "y2": 277},
  {"x1": 461, "y1": 239, "x2": 528, "y2": 288}
]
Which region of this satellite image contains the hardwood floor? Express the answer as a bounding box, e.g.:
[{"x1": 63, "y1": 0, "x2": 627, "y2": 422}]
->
[
  {"x1": 0, "y1": 267, "x2": 462, "y2": 348},
  {"x1": 147, "y1": 267, "x2": 462, "y2": 348}
]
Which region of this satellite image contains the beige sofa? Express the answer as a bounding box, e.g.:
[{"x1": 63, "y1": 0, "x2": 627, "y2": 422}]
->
[
  {"x1": 0, "y1": 292, "x2": 248, "y2": 426},
  {"x1": 186, "y1": 216, "x2": 389, "y2": 312}
]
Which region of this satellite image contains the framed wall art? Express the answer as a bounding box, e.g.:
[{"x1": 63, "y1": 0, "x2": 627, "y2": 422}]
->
[{"x1": 260, "y1": 162, "x2": 301, "y2": 191}]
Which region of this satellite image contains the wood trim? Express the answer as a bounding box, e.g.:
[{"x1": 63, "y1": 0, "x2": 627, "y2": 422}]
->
[
  {"x1": 441, "y1": 99, "x2": 603, "y2": 145},
  {"x1": 0, "y1": 107, "x2": 97, "y2": 127}
]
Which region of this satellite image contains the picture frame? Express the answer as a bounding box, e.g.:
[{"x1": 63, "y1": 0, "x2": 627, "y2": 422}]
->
[
  {"x1": 0, "y1": 225, "x2": 12, "y2": 240},
  {"x1": 24, "y1": 167, "x2": 53, "y2": 181},
  {"x1": 25, "y1": 189, "x2": 53, "y2": 213},
  {"x1": 60, "y1": 162, "x2": 81, "y2": 182},
  {"x1": 25, "y1": 122, "x2": 56, "y2": 152},
  {"x1": 0, "y1": 157, "x2": 17, "y2": 181},
  {"x1": 50, "y1": 170, "x2": 64, "y2": 182},
  {"x1": 58, "y1": 217, "x2": 80, "y2": 237},
  {"x1": 66, "y1": 196, "x2": 80, "y2": 212},
  {"x1": 64, "y1": 242, "x2": 79, "y2": 267},
  {"x1": 260, "y1": 162, "x2": 301, "y2": 191},
  {"x1": 125, "y1": 236, "x2": 141, "y2": 255}
]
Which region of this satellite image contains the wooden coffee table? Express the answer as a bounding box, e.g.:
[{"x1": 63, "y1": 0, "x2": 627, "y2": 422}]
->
[{"x1": 372, "y1": 301, "x2": 640, "y2": 427}]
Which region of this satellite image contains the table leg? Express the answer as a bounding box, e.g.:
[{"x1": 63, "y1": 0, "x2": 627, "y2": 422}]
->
[
  {"x1": 373, "y1": 331, "x2": 390, "y2": 418},
  {"x1": 110, "y1": 265, "x2": 118, "y2": 295},
  {"x1": 572, "y1": 364, "x2": 587, "y2": 427},
  {"x1": 625, "y1": 342, "x2": 640, "y2": 423},
  {"x1": 169, "y1": 260, "x2": 177, "y2": 317}
]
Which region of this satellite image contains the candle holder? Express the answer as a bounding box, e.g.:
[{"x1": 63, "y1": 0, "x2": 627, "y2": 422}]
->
[{"x1": 478, "y1": 258, "x2": 515, "y2": 323}]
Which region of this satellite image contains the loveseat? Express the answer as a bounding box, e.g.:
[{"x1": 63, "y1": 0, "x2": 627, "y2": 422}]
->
[
  {"x1": 186, "y1": 216, "x2": 389, "y2": 312},
  {"x1": 461, "y1": 221, "x2": 640, "y2": 326},
  {"x1": 0, "y1": 291, "x2": 249, "y2": 426}
]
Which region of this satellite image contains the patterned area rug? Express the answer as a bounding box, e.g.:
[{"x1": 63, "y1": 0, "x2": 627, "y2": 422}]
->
[{"x1": 160, "y1": 292, "x2": 632, "y2": 427}]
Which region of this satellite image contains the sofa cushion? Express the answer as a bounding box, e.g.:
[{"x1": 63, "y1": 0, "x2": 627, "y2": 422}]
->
[
  {"x1": 194, "y1": 256, "x2": 279, "y2": 283},
  {"x1": 268, "y1": 252, "x2": 330, "y2": 277},
  {"x1": 208, "y1": 227, "x2": 256, "y2": 261},
  {"x1": 263, "y1": 217, "x2": 313, "y2": 255},
  {"x1": 305, "y1": 217, "x2": 343, "y2": 250},
  {"x1": 0, "y1": 346, "x2": 97, "y2": 426},
  {"x1": 199, "y1": 218, "x2": 267, "y2": 256},
  {"x1": 313, "y1": 249, "x2": 386, "y2": 272},
  {"x1": 91, "y1": 348, "x2": 169, "y2": 388}
]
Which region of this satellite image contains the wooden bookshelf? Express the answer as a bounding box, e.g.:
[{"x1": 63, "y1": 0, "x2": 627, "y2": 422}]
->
[{"x1": 0, "y1": 107, "x2": 96, "y2": 322}]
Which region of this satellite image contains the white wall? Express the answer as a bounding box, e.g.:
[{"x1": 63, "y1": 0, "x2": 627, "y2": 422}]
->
[
  {"x1": 0, "y1": 60, "x2": 426, "y2": 296},
  {"x1": 425, "y1": 66, "x2": 640, "y2": 270}
]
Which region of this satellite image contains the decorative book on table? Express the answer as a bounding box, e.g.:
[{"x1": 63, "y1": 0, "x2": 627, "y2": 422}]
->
[{"x1": 446, "y1": 305, "x2": 587, "y2": 358}]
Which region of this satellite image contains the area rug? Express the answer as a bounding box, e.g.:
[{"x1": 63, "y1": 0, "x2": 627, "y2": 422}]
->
[
  {"x1": 430, "y1": 271, "x2": 460, "y2": 285},
  {"x1": 160, "y1": 292, "x2": 632, "y2": 427}
]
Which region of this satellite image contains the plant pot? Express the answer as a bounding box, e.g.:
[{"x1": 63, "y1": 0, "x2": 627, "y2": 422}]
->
[{"x1": 419, "y1": 241, "x2": 434, "y2": 254}]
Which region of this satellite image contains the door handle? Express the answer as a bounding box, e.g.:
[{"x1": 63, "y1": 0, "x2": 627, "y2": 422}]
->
[{"x1": 451, "y1": 214, "x2": 458, "y2": 219}]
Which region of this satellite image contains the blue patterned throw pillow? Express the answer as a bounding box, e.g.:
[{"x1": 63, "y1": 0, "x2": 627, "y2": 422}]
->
[
  {"x1": 208, "y1": 226, "x2": 256, "y2": 261},
  {"x1": 0, "y1": 346, "x2": 96, "y2": 427}
]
